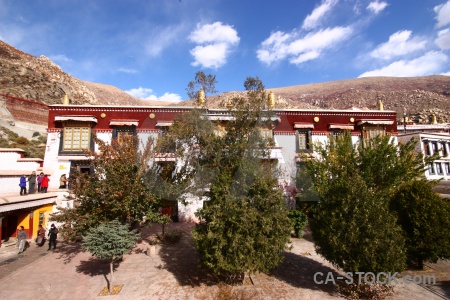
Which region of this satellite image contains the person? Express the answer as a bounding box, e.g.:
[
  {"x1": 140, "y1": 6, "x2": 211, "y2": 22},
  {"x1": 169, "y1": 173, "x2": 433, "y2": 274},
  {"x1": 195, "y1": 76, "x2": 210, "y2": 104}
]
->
[
  {"x1": 36, "y1": 224, "x2": 46, "y2": 247},
  {"x1": 40, "y1": 174, "x2": 50, "y2": 193},
  {"x1": 17, "y1": 226, "x2": 27, "y2": 253},
  {"x1": 19, "y1": 175, "x2": 27, "y2": 195},
  {"x1": 28, "y1": 171, "x2": 37, "y2": 194},
  {"x1": 59, "y1": 174, "x2": 68, "y2": 189},
  {"x1": 37, "y1": 172, "x2": 44, "y2": 192},
  {"x1": 48, "y1": 224, "x2": 58, "y2": 250}
]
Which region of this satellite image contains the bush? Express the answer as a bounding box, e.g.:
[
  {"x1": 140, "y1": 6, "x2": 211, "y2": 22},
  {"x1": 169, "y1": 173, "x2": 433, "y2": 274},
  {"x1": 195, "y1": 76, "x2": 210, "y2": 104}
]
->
[
  {"x1": 288, "y1": 210, "x2": 308, "y2": 237},
  {"x1": 32, "y1": 132, "x2": 40, "y2": 137}
]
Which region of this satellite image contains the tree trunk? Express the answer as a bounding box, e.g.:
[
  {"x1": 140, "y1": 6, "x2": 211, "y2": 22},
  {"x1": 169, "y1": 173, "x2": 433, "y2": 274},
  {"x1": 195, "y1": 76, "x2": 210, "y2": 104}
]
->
[{"x1": 109, "y1": 259, "x2": 114, "y2": 294}]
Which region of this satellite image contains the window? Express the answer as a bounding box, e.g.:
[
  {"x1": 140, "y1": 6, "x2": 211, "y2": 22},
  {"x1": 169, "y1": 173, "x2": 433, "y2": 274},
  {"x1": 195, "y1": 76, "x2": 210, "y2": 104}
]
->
[
  {"x1": 113, "y1": 126, "x2": 136, "y2": 144},
  {"x1": 436, "y1": 162, "x2": 443, "y2": 175},
  {"x1": 62, "y1": 126, "x2": 91, "y2": 151},
  {"x1": 362, "y1": 126, "x2": 385, "y2": 140},
  {"x1": 432, "y1": 142, "x2": 439, "y2": 155},
  {"x1": 445, "y1": 162, "x2": 450, "y2": 175},
  {"x1": 428, "y1": 163, "x2": 436, "y2": 175},
  {"x1": 442, "y1": 142, "x2": 449, "y2": 157},
  {"x1": 296, "y1": 130, "x2": 311, "y2": 152},
  {"x1": 423, "y1": 142, "x2": 430, "y2": 156}
]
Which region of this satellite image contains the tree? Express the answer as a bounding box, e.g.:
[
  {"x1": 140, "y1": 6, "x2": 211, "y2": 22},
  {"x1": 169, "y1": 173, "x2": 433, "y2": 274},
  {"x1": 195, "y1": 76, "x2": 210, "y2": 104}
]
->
[
  {"x1": 51, "y1": 135, "x2": 160, "y2": 240},
  {"x1": 185, "y1": 71, "x2": 218, "y2": 102},
  {"x1": 390, "y1": 179, "x2": 450, "y2": 269},
  {"x1": 166, "y1": 75, "x2": 291, "y2": 280},
  {"x1": 303, "y1": 132, "x2": 407, "y2": 274},
  {"x1": 82, "y1": 219, "x2": 139, "y2": 294}
]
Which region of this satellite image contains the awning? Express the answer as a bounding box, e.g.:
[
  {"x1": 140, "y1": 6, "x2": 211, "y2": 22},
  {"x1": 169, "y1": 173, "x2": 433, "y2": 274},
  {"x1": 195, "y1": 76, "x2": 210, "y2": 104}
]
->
[
  {"x1": 294, "y1": 123, "x2": 314, "y2": 129},
  {"x1": 207, "y1": 115, "x2": 235, "y2": 121},
  {"x1": 329, "y1": 124, "x2": 354, "y2": 130},
  {"x1": 155, "y1": 121, "x2": 174, "y2": 127},
  {"x1": 154, "y1": 153, "x2": 176, "y2": 162},
  {"x1": 262, "y1": 116, "x2": 281, "y2": 122},
  {"x1": 109, "y1": 120, "x2": 139, "y2": 126},
  {"x1": 261, "y1": 148, "x2": 285, "y2": 163},
  {"x1": 55, "y1": 116, "x2": 97, "y2": 123},
  {"x1": 0, "y1": 198, "x2": 56, "y2": 213},
  {"x1": 357, "y1": 119, "x2": 394, "y2": 125}
]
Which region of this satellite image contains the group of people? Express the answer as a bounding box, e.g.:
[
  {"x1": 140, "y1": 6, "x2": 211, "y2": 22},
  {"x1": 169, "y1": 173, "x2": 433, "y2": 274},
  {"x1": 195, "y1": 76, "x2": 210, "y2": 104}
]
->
[
  {"x1": 19, "y1": 172, "x2": 71, "y2": 195},
  {"x1": 19, "y1": 172, "x2": 50, "y2": 195},
  {"x1": 17, "y1": 223, "x2": 58, "y2": 254}
]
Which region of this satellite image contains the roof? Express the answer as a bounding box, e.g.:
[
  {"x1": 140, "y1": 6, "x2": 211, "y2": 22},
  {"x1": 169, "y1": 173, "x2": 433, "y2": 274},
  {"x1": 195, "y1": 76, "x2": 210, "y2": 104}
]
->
[{"x1": 0, "y1": 193, "x2": 57, "y2": 213}]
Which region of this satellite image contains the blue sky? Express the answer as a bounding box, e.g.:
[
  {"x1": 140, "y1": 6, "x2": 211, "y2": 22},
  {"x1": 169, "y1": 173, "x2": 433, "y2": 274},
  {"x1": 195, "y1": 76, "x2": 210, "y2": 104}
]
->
[{"x1": 1, "y1": 0, "x2": 449, "y2": 102}]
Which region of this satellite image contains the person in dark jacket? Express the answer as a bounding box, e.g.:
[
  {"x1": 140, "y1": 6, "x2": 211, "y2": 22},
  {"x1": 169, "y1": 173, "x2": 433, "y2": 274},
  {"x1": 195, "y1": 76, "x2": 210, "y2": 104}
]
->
[
  {"x1": 28, "y1": 171, "x2": 37, "y2": 194},
  {"x1": 48, "y1": 224, "x2": 58, "y2": 250},
  {"x1": 19, "y1": 175, "x2": 27, "y2": 195}
]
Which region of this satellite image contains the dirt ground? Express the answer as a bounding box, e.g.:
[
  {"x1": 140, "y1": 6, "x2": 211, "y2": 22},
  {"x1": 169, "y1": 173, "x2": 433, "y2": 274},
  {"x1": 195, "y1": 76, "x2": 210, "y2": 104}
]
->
[{"x1": 0, "y1": 222, "x2": 448, "y2": 300}]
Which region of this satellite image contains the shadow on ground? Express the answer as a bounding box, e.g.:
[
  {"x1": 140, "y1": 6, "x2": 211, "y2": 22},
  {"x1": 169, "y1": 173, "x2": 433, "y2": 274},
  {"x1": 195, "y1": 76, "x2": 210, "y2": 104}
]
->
[
  {"x1": 269, "y1": 251, "x2": 338, "y2": 295},
  {"x1": 154, "y1": 222, "x2": 338, "y2": 297},
  {"x1": 54, "y1": 241, "x2": 83, "y2": 264}
]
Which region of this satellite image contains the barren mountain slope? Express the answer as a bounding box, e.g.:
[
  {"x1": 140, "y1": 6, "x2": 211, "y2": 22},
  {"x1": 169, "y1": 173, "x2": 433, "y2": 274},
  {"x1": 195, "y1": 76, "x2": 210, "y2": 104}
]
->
[
  {"x1": 0, "y1": 40, "x2": 170, "y2": 106},
  {"x1": 181, "y1": 75, "x2": 450, "y2": 124}
]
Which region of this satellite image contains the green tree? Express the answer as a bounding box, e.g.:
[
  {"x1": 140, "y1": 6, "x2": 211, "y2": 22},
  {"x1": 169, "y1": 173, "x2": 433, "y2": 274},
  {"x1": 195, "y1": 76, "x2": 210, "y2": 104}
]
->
[
  {"x1": 51, "y1": 135, "x2": 160, "y2": 240},
  {"x1": 82, "y1": 219, "x2": 139, "y2": 294},
  {"x1": 185, "y1": 71, "x2": 218, "y2": 101},
  {"x1": 303, "y1": 132, "x2": 407, "y2": 274},
  {"x1": 390, "y1": 179, "x2": 450, "y2": 269},
  {"x1": 166, "y1": 75, "x2": 291, "y2": 280}
]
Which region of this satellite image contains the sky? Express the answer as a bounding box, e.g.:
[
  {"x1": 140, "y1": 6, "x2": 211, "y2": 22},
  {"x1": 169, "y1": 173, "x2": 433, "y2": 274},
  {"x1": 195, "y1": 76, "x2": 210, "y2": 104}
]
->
[{"x1": 1, "y1": 0, "x2": 449, "y2": 102}]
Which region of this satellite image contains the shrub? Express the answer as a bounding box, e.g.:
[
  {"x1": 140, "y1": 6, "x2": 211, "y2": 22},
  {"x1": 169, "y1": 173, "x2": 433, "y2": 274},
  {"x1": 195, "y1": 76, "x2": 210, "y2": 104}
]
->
[{"x1": 288, "y1": 210, "x2": 308, "y2": 237}]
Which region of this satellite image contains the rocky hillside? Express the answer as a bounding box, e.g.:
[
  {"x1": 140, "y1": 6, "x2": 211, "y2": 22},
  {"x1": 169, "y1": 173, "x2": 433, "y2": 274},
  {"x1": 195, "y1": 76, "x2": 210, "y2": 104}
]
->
[
  {"x1": 183, "y1": 75, "x2": 450, "y2": 124},
  {"x1": 0, "y1": 40, "x2": 169, "y2": 106}
]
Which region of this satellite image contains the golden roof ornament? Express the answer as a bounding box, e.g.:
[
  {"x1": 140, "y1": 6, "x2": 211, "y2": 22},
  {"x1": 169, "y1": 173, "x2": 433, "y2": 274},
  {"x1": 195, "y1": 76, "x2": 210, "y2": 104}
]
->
[
  {"x1": 432, "y1": 114, "x2": 437, "y2": 124},
  {"x1": 268, "y1": 91, "x2": 275, "y2": 109},
  {"x1": 62, "y1": 94, "x2": 70, "y2": 105},
  {"x1": 197, "y1": 88, "x2": 205, "y2": 108},
  {"x1": 377, "y1": 99, "x2": 384, "y2": 110},
  {"x1": 226, "y1": 97, "x2": 232, "y2": 109}
]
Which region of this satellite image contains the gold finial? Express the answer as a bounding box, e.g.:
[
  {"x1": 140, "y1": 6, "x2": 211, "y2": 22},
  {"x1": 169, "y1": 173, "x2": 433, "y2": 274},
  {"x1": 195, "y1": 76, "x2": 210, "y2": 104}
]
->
[
  {"x1": 226, "y1": 97, "x2": 232, "y2": 109},
  {"x1": 377, "y1": 99, "x2": 384, "y2": 110},
  {"x1": 197, "y1": 88, "x2": 205, "y2": 108},
  {"x1": 432, "y1": 114, "x2": 437, "y2": 124},
  {"x1": 62, "y1": 94, "x2": 70, "y2": 105},
  {"x1": 268, "y1": 91, "x2": 275, "y2": 108}
]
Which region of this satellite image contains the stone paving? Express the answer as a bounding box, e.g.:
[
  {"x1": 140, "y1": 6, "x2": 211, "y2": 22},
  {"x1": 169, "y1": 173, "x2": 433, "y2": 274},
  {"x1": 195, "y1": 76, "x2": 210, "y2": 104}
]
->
[{"x1": 0, "y1": 223, "x2": 448, "y2": 300}]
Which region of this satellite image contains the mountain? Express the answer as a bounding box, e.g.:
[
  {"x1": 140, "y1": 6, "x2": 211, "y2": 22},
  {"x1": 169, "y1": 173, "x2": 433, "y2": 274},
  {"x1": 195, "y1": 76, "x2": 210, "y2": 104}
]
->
[
  {"x1": 181, "y1": 75, "x2": 450, "y2": 124},
  {"x1": 0, "y1": 39, "x2": 449, "y2": 125},
  {"x1": 0, "y1": 40, "x2": 170, "y2": 106}
]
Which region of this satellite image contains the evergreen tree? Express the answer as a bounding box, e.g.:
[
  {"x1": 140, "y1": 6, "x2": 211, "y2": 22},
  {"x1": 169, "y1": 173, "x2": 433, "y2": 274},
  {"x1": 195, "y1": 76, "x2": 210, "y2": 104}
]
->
[
  {"x1": 390, "y1": 179, "x2": 450, "y2": 269},
  {"x1": 51, "y1": 135, "x2": 160, "y2": 240},
  {"x1": 82, "y1": 219, "x2": 139, "y2": 294},
  {"x1": 164, "y1": 75, "x2": 291, "y2": 280},
  {"x1": 305, "y1": 132, "x2": 406, "y2": 274}
]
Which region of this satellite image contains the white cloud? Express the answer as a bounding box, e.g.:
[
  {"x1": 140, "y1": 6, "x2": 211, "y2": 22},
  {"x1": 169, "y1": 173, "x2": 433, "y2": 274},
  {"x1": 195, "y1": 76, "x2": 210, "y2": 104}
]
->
[
  {"x1": 441, "y1": 71, "x2": 450, "y2": 76},
  {"x1": 302, "y1": 0, "x2": 338, "y2": 30},
  {"x1": 144, "y1": 25, "x2": 185, "y2": 57},
  {"x1": 49, "y1": 54, "x2": 73, "y2": 63},
  {"x1": 435, "y1": 28, "x2": 450, "y2": 50},
  {"x1": 434, "y1": 1, "x2": 450, "y2": 28},
  {"x1": 125, "y1": 87, "x2": 181, "y2": 102},
  {"x1": 118, "y1": 68, "x2": 138, "y2": 74},
  {"x1": 359, "y1": 51, "x2": 448, "y2": 77},
  {"x1": 257, "y1": 26, "x2": 352, "y2": 65},
  {"x1": 188, "y1": 22, "x2": 240, "y2": 69},
  {"x1": 370, "y1": 30, "x2": 427, "y2": 60},
  {"x1": 366, "y1": 1, "x2": 388, "y2": 14}
]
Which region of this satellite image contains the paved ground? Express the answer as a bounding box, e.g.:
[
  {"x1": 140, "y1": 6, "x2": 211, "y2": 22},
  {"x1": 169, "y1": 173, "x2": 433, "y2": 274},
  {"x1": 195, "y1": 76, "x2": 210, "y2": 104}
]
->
[{"x1": 0, "y1": 223, "x2": 448, "y2": 300}]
